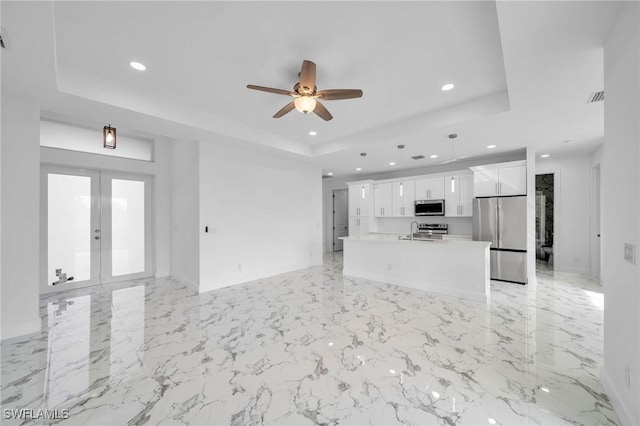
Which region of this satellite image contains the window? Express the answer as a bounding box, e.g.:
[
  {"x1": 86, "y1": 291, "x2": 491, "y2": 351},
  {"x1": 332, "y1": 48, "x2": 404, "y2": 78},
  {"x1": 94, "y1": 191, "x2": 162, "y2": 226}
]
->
[{"x1": 40, "y1": 120, "x2": 153, "y2": 161}]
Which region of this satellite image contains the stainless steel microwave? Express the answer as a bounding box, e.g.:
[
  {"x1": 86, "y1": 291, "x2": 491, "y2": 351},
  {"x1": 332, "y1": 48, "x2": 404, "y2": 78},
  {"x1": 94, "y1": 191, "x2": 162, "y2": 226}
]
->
[{"x1": 415, "y1": 199, "x2": 445, "y2": 216}]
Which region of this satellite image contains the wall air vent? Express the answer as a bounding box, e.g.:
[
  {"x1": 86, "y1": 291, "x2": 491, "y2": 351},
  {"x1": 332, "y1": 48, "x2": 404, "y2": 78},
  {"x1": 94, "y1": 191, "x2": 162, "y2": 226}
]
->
[
  {"x1": 0, "y1": 27, "x2": 8, "y2": 49},
  {"x1": 587, "y1": 91, "x2": 604, "y2": 103},
  {"x1": 322, "y1": 175, "x2": 334, "y2": 179},
  {"x1": 411, "y1": 155, "x2": 425, "y2": 160}
]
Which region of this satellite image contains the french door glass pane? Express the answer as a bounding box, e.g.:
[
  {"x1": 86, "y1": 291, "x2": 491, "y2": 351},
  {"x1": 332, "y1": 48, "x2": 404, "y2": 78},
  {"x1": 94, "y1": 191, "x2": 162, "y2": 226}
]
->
[
  {"x1": 47, "y1": 174, "x2": 91, "y2": 284},
  {"x1": 111, "y1": 179, "x2": 145, "y2": 276}
]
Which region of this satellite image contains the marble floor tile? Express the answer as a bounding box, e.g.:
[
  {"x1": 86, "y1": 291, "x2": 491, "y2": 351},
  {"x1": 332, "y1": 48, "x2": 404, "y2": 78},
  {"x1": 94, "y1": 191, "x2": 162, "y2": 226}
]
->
[{"x1": 1, "y1": 253, "x2": 619, "y2": 425}]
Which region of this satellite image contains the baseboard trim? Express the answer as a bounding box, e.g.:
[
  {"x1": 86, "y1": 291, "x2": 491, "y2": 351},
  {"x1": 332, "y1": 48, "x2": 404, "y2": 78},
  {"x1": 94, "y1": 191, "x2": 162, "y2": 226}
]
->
[
  {"x1": 601, "y1": 368, "x2": 635, "y2": 426},
  {"x1": 171, "y1": 274, "x2": 199, "y2": 290},
  {"x1": 1, "y1": 318, "x2": 42, "y2": 343}
]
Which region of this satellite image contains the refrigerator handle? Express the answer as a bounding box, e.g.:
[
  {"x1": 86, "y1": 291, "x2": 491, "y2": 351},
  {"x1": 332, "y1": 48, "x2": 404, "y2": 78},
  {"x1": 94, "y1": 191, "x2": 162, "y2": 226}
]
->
[{"x1": 496, "y1": 200, "x2": 500, "y2": 247}]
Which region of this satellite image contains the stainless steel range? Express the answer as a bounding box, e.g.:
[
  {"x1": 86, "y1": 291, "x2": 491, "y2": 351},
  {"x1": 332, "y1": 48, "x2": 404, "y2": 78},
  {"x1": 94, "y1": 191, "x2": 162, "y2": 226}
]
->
[
  {"x1": 417, "y1": 223, "x2": 448, "y2": 234},
  {"x1": 414, "y1": 223, "x2": 448, "y2": 240}
]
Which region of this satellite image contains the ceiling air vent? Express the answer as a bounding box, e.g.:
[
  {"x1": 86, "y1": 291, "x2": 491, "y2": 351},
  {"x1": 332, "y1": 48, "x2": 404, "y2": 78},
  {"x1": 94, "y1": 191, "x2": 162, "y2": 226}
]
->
[
  {"x1": 0, "y1": 27, "x2": 8, "y2": 49},
  {"x1": 322, "y1": 174, "x2": 334, "y2": 179},
  {"x1": 587, "y1": 91, "x2": 604, "y2": 103},
  {"x1": 411, "y1": 155, "x2": 425, "y2": 160}
]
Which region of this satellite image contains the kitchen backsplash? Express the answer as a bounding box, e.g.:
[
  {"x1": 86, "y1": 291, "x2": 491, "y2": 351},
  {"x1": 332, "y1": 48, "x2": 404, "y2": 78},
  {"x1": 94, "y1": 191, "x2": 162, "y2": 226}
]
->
[{"x1": 377, "y1": 217, "x2": 473, "y2": 236}]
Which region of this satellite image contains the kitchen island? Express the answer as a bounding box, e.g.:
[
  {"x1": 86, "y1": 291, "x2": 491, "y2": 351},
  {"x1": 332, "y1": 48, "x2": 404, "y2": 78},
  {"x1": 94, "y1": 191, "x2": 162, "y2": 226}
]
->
[{"x1": 340, "y1": 234, "x2": 491, "y2": 303}]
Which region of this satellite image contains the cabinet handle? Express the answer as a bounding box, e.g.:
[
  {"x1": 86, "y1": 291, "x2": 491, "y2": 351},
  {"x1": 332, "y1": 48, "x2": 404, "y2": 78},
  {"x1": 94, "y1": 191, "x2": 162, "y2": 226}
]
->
[
  {"x1": 499, "y1": 182, "x2": 502, "y2": 194},
  {"x1": 428, "y1": 189, "x2": 431, "y2": 198},
  {"x1": 496, "y1": 183, "x2": 499, "y2": 194}
]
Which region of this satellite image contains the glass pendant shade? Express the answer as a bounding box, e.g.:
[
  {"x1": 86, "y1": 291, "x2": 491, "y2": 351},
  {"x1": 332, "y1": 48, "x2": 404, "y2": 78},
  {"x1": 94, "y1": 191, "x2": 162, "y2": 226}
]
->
[
  {"x1": 294, "y1": 96, "x2": 316, "y2": 114},
  {"x1": 103, "y1": 125, "x2": 116, "y2": 149}
]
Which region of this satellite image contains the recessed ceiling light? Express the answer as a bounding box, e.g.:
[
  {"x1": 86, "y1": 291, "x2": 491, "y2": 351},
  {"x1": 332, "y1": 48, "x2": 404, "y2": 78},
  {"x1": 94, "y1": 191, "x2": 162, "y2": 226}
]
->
[
  {"x1": 541, "y1": 154, "x2": 550, "y2": 158},
  {"x1": 487, "y1": 145, "x2": 496, "y2": 149},
  {"x1": 309, "y1": 131, "x2": 317, "y2": 136},
  {"x1": 430, "y1": 154, "x2": 438, "y2": 159},
  {"x1": 356, "y1": 167, "x2": 362, "y2": 171},
  {"x1": 129, "y1": 61, "x2": 146, "y2": 71},
  {"x1": 488, "y1": 418, "x2": 496, "y2": 425},
  {"x1": 441, "y1": 83, "x2": 455, "y2": 91},
  {"x1": 389, "y1": 369, "x2": 396, "y2": 374},
  {"x1": 389, "y1": 162, "x2": 396, "y2": 166},
  {"x1": 540, "y1": 386, "x2": 550, "y2": 393},
  {"x1": 327, "y1": 172, "x2": 333, "y2": 176}
]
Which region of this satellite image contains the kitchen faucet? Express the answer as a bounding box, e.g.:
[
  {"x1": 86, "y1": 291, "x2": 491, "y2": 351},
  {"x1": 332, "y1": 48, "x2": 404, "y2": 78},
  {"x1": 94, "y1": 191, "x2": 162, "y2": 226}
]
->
[{"x1": 410, "y1": 221, "x2": 418, "y2": 241}]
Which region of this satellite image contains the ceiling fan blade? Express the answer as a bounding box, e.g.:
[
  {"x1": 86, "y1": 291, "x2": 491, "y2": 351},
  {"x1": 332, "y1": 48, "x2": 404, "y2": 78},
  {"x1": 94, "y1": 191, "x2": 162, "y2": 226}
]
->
[
  {"x1": 313, "y1": 100, "x2": 333, "y2": 121},
  {"x1": 317, "y1": 89, "x2": 363, "y2": 100},
  {"x1": 247, "y1": 85, "x2": 293, "y2": 96},
  {"x1": 273, "y1": 102, "x2": 295, "y2": 118},
  {"x1": 298, "y1": 60, "x2": 316, "y2": 92}
]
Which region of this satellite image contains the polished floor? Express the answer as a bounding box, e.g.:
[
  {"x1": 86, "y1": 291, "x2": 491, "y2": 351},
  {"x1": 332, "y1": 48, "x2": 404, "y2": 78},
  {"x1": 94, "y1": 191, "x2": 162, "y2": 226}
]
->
[{"x1": 1, "y1": 254, "x2": 619, "y2": 425}]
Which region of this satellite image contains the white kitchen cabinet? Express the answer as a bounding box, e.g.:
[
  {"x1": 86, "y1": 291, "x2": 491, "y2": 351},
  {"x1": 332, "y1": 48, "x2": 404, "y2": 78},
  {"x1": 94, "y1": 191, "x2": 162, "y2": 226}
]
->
[
  {"x1": 392, "y1": 180, "x2": 415, "y2": 216},
  {"x1": 348, "y1": 182, "x2": 372, "y2": 217},
  {"x1": 349, "y1": 217, "x2": 370, "y2": 236},
  {"x1": 374, "y1": 183, "x2": 393, "y2": 217},
  {"x1": 445, "y1": 174, "x2": 473, "y2": 217},
  {"x1": 498, "y1": 166, "x2": 527, "y2": 195},
  {"x1": 471, "y1": 162, "x2": 527, "y2": 197},
  {"x1": 414, "y1": 176, "x2": 445, "y2": 200}
]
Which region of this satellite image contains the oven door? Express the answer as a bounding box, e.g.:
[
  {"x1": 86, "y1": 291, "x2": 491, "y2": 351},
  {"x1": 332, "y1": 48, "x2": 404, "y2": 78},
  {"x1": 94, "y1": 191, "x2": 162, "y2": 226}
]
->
[{"x1": 414, "y1": 200, "x2": 445, "y2": 216}]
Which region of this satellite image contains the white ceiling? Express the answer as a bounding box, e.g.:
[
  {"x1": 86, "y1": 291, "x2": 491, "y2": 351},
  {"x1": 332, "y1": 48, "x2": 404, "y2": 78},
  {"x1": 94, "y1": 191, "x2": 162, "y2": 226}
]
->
[{"x1": 1, "y1": 1, "x2": 622, "y2": 177}]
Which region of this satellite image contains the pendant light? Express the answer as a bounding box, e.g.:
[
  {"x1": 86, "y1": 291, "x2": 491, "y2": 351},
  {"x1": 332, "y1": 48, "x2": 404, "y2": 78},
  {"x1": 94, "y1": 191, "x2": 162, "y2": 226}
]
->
[
  {"x1": 103, "y1": 124, "x2": 116, "y2": 149},
  {"x1": 449, "y1": 133, "x2": 457, "y2": 192}
]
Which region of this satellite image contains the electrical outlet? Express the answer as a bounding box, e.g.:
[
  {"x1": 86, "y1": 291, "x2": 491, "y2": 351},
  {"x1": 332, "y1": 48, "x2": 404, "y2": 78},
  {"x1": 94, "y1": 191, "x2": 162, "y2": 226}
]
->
[
  {"x1": 625, "y1": 365, "x2": 631, "y2": 388},
  {"x1": 238, "y1": 263, "x2": 242, "y2": 271},
  {"x1": 387, "y1": 263, "x2": 392, "y2": 271},
  {"x1": 573, "y1": 257, "x2": 579, "y2": 264},
  {"x1": 624, "y1": 243, "x2": 636, "y2": 265}
]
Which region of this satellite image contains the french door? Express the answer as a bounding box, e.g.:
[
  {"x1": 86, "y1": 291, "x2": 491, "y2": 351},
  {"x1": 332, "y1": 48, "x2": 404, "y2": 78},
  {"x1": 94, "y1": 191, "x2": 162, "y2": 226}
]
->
[{"x1": 40, "y1": 166, "x2": 154, "y2": 293}]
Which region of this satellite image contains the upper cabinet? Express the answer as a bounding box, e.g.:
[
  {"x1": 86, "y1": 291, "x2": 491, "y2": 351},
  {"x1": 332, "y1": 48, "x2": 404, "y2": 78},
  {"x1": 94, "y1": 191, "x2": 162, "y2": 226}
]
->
[
  {"x1": 392, "y1": 180, "x2": 415, "y2": 217},
  {"x1": 444, "y1": 174, "x2": 473, "y2": 217},
  {"x1": 348, "y1": 182, "x2": 373, "y2": 217},
  {"x1": 414, "y1": 176, "x2": 445, "y2": 200},
  {"x1": 374, "y1": 183, "x2": 393, "y2": 217},
  {"x1": 470, "y1": 161, "x2": 527, "y2": 197}
]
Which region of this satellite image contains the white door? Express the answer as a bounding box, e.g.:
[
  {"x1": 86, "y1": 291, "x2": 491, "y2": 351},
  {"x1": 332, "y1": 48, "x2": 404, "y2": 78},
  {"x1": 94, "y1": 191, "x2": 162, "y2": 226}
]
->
[
  {"x1": 41, "y1": 166, "x2": 154, "y2": 293},
  {"x1": 333, "y1": 189, "x2": 349, "y2": 251}
]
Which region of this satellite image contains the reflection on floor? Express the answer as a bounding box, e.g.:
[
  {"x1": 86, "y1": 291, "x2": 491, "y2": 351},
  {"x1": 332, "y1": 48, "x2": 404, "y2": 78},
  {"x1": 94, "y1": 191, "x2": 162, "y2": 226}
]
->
[{"x1": 1, "y1": 253, "x2": 619, "y2": 425}]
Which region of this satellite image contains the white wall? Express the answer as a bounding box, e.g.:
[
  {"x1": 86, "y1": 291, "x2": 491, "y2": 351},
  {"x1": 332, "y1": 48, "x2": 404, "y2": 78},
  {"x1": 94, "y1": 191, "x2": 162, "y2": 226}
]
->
[
  {"x1": 601, "y1": 3, "x2": 640, "y2": 425},
  {"x1": 526, "y1": 148, "x2": 537, "y2": 288},
  {"x1": 536, "y1": 153, "x2": 592, "y2": 276},
  {"x1": 198, "y1": 139, "x2": 322, "y2": 292},
  {"x1": 170, "y1": 140, "x2": 200, "y2": 287},
  {"x1": 40, "y1": 138, "x2": 173, "y2": 279},
  {"x1": 1, "y1": 94, "x2": 41, "y2": 340},
  {"x1": 590, "y1": 145, "x2": 603, "y2": 279}
]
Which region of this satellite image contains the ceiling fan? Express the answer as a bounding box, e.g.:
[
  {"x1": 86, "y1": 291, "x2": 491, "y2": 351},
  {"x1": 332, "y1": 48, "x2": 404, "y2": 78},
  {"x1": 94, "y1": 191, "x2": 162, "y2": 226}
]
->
[{"x1": 247, "y1": 60, "x2": 363, "y2": 121}]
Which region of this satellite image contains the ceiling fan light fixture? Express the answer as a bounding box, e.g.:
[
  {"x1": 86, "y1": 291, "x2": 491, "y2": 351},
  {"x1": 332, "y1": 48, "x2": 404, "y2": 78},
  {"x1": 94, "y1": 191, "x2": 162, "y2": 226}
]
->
[{"x1": 294, "y1": 96, "x2": 316, "y2": 114}]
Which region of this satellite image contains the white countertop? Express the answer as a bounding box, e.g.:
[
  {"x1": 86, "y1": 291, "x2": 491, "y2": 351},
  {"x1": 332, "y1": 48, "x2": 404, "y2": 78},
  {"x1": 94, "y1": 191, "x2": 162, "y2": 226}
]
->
[{"x1": 340, "y1": 233, "x2": 491, "y2": 249}]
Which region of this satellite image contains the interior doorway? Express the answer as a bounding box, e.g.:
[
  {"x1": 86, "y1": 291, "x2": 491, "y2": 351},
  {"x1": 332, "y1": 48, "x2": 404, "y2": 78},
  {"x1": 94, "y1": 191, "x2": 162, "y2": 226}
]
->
[
  {"x1": 535, "y1": 173, "x2": 555, "y2": 270},
  {"x1": 332, "y1": 189, "x2": 349, "y2": 252},
  {"x1": 40, "y1": 165, "x2": 154, "y2": 294}
]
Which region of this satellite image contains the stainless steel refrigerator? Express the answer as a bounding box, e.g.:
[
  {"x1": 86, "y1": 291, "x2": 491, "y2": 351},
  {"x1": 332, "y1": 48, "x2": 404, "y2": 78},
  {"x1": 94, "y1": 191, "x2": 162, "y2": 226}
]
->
[{"x1": 473, "y1": 196, "x2": 527, "y2": 284}]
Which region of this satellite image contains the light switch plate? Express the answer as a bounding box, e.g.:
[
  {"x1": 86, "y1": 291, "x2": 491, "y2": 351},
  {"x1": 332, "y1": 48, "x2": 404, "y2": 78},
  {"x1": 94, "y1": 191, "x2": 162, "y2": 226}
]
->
[{"x1": 624, "y1": 243, "x2": 636, "y2": 265}]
